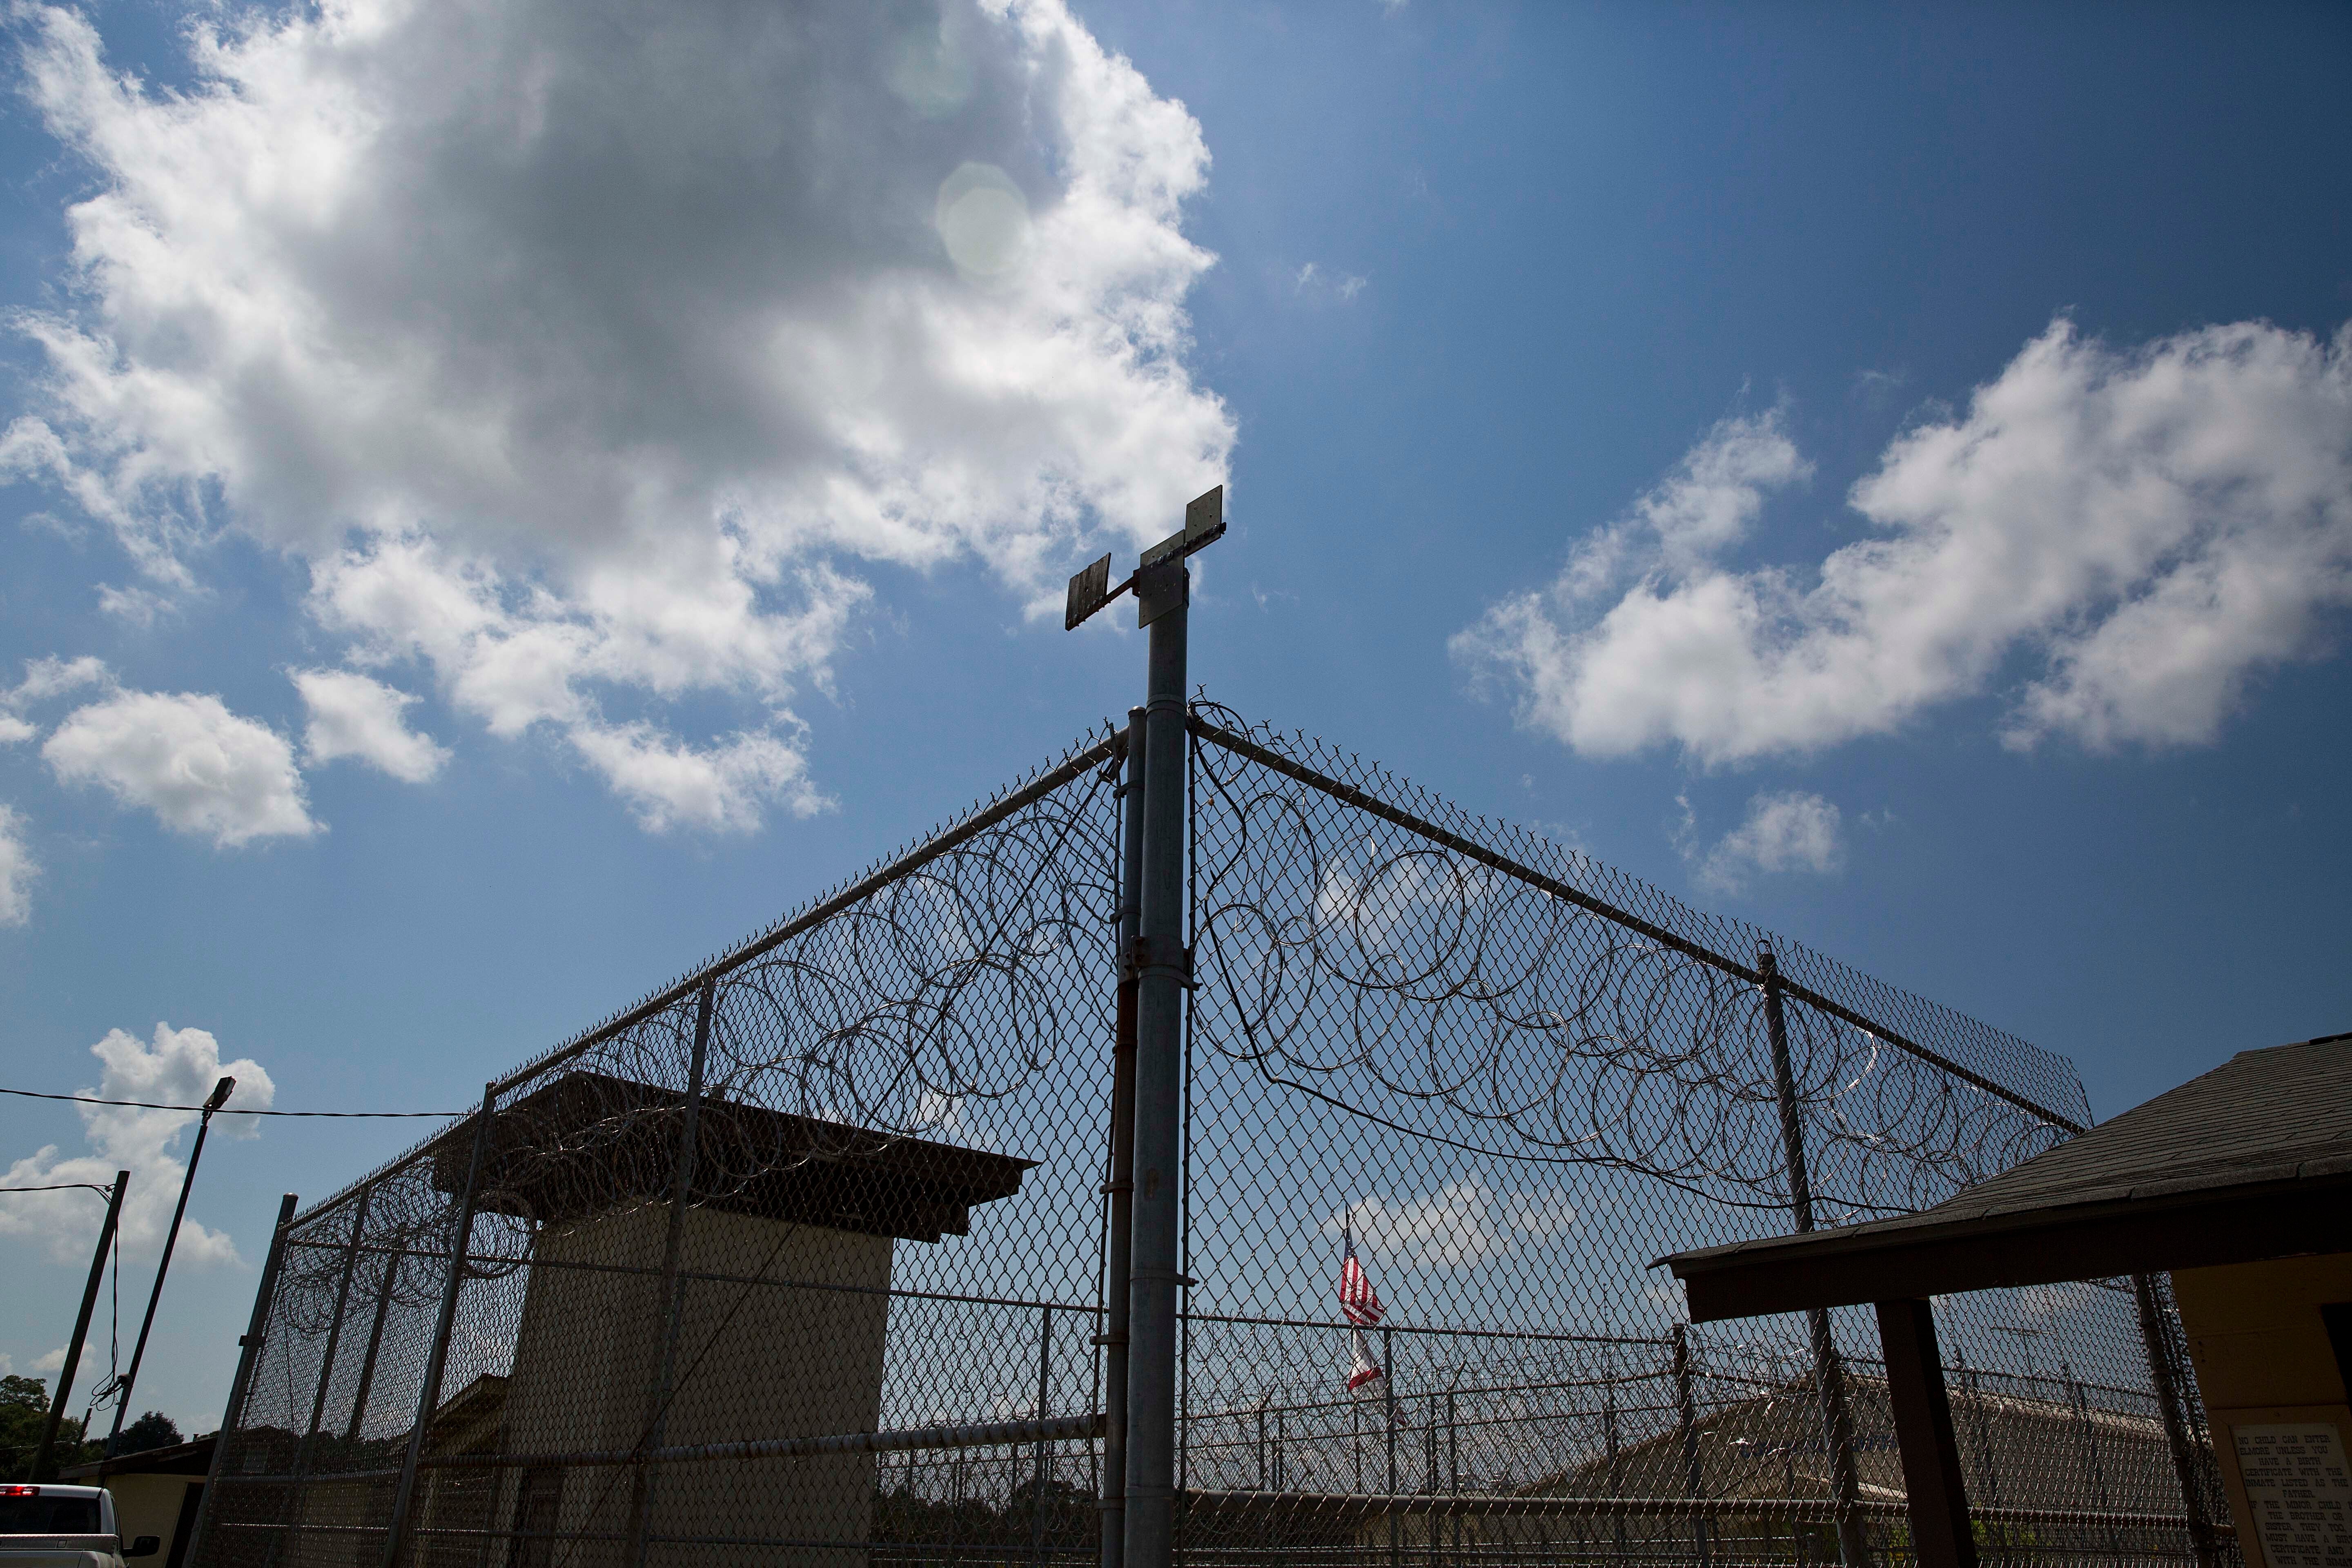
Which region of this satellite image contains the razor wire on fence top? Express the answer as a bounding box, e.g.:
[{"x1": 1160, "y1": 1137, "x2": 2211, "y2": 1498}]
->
[{"x1": 190, "y1": 695, "x2": 2231, "y2": 1568}]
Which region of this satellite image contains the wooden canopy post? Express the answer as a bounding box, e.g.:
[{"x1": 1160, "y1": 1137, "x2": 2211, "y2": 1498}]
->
[{"x1": 1875, "y1": 1298, "x2": 1976, "y2": 1568}]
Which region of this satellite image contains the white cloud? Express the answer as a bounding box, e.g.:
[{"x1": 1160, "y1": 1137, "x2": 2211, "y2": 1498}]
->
[
  {"x1": 568, "y1": 719, "x2": 826, "y2": 832},
  {"x1": 1329, "y1": 1181, "x2": 1575, "y2": 1270},
  {"x1": 29, "y1": 1348, "x2": 65, "y2": 1375},
  {"x1": 44, "y1": 690, "x2": 318, "y2": 846},
  {"x1": 1456, "y1": 318, "x2": 2352, "y2": 762},
  {"x1": 0, "y1": 717, "x2": 31, "y2": 745},
  {"x1": 4, "y1": 0, "x2": 1233, "y2": 831},
  {"x1": 293, "y1": 668, "x2": 449, "y2": 784},
  {"x1": 0, "y1": 1023, "x2": 276, "y2": 1267},
  {"x1": 1688, "y1": 790, "x2": 1844, "y2": 894},
  {"x1": 0, "y1": 805, "x2": 36, "y2": 926},
  {"x1": 5, "y1": 655, "x2": 109, "y2": 711},
  {"x1": 1292, "y1": 261, "x2": 1368, "y2": 304}
]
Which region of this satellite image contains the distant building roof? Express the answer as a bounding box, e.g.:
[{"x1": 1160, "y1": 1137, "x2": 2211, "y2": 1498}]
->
[
  {"x1": 1664, "y1": 1031, "x2": 2352, "y2": 1320},
  {"x1": 429, "y1": 1070, "x2": 1036, "y2": 1244},
  {"x1": 1517, "y1": 1371, "x2": 2172, "y2": 1517},
  {"x1": 59, "y1": 1434, "x2": 214, "y2": 1480}
]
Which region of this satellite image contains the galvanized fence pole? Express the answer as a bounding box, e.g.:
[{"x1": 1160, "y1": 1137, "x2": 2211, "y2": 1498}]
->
[
  {"x1": 1672, "y1": 1325, "x2": 1713, "y2": 1568},
  {"x1": 1034, "y1": 1305, "x2": 1056, "y2": 1568},
  {"x1": 297, "y1": 1184, "x2": 374, "y2": 1457},
  {"x1": 33, "y1": 1168, "x2": 127, "y2": 1481},
  {"x1": 626, "y1": 978, "x2": 717, "y2": 1568},
  {"x1": 183, "y1": 1192, "x2": 299, "y2": 1568},
  {"x1": 278, "y1": 1183, "x2": 376, "y2": 1566},
  {"x1": 379, "y1": 1083, "x2": 499, "y2": 1568},
  {"x1": 1123, "y1": 562, "x2": 1188, "y2": 1568},
  {"x1": 2134, "y1": 1272, "x2": 2223, "y2": 1568},
  {"x1": 1384, "y1": 1327, "x2": 1399, "y2": 1568},
  {"x1": 1758, "y1": 946, "x2": 1868, "y2": 1568},
  {"x1": 1101, "y1": 708, "x2": 1145, "y2": 1568},
  {"x1": 345, "y1": 1235, "x2": 401, "y2": 1443}
]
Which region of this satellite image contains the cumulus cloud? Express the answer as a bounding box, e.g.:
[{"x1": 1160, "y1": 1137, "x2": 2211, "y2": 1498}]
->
[
  {"x1": 3, "y1": 0, "x2": 1232, "y2": 830},
  {"x1": 0, "y1": 805, "x2": 36, "y2": 925},
  {"x1": 1329, "y1": 1182, "x2": 1576, "y2": 1270},
  {"x1": 1457, "y1": 319, "x2": 2352, "y2": 762},
  {"x1": 45, "y1": 690, "x2": 318, "y2": 846},
  {"x1": 1685, "y1": 790, "x2": 1844, "y2": 894},
  {"x1": 0, "y1": 1023, "x2": 276, "y2": 1267},
  {"x1": 293, "y1": 668, "x2": 449, "y2": 784}
]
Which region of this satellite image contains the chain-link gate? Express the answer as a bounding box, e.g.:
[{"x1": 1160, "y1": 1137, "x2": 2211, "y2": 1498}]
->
[{"x1": 185, "y1": 696, "x2": 2234, "y2": 1568}]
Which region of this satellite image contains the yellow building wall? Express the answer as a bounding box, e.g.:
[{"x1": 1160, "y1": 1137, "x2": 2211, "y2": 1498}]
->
[
  {"x1": 499, "y1": 1201, "x2": 895, "y2": 1568},
  {"x1": 2174, "y1": 1254, "x2": 2352, "y2": 1568},
  {"x1": 99, "y1": 1474, "x2": 196, "y2": 1559}
]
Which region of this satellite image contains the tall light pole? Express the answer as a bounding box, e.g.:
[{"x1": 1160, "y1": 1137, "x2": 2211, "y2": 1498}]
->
[
  {"x1": 103, "y1": 1075, "x2": 236, "y2": 1459},
  {"x1": 1065, "y1": 486, "x2": 1225, "y2": 1568}
]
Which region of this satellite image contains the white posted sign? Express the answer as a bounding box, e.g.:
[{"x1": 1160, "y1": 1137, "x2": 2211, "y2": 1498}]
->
[{"x1": 2235, "y1": 1423, "x2": 2352, "y2": 1568}]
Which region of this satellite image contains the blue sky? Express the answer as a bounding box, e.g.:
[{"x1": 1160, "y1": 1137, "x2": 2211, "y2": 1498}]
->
[{"x1": 0, "y1": 0, "x2": 2346, "y2": 1434}]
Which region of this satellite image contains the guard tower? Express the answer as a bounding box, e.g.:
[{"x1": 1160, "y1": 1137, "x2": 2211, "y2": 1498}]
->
[{"x1": 430, "y1": 1071, "x2": 1036, "y2": 1568}]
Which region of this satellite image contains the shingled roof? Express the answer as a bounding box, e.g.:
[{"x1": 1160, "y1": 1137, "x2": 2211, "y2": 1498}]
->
[{"x1": 1664, "y1": 1031, "x2": 2352, "y2": 1321}]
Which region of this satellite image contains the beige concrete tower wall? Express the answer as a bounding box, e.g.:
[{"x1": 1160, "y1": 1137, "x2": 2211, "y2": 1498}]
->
[
  {"x1": 2175, "y1": 1254, "x2": 2352, "y2": 1568},
  {"x1": 501, "y1": 1201, "x2": 894, "y2": 1568}
]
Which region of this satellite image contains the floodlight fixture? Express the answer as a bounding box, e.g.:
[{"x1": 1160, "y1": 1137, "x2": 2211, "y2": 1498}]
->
[{"x1": 1062, "y1": 485, "x2": 1225, "y2": 632}]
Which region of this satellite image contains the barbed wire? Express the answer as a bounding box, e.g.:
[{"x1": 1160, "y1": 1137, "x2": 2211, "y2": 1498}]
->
[{"x1": 1186, "y1": 701, "x2": 2074, "y2": 1220}]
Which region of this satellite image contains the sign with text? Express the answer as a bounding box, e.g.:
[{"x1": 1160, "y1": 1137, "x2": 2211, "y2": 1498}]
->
[{"x1": 2236, "y1": 1423, "x2": 2352, "y2": 1568}]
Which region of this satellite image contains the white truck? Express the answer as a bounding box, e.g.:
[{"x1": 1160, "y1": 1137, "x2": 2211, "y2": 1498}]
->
[{"x1": 0, "y1": 1485, "x2": 160, "y2": 1568}]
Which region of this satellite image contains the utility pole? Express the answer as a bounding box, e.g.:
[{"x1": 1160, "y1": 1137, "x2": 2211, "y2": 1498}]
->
[
  {"x1": 34, "y1": 1171, "x2": 129, "y2": 1481},
  {"x1": 106, "y1": 1076, "x2": 237, "y2": 1457},
  {"x1": 1066, "y1": 486, "x2": 1226, "y2": 1568}
]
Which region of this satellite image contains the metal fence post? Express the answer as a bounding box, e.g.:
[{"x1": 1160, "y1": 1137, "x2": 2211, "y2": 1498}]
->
[
  {"x1": 379, "y1": 1083, "x2": 499, "y2": 1568},
  {"x1": 1384, "y1": 1327, "x2": 1399, "y2": 1568},
  {"x1": 279, "y1": 1184, "x2": 375, "y2": 1565},
  {"x1": 1673, "y1": 1325, "x2": 1712, "y2": 1568},
  {"x1": 1757, "y1": 946, "x2": 1868, "y2": 1568},
  {"x1": 345, "y1": 1236, "x2": 401, "y2": 1443},
  {"x1": 626, "y1": 980, "x2": 717, "y2": 1568},
  {"x1": 182, "y1": 1192, "x2": 299, "y2": 1568},
  {"x1": 1035, "y1": 1305, "x2": 1056, "y2": 1568},
  {"x1": 2134, "y1": 1273, "x2": 2222, "y2": 1568},
  {"x1": 1124, "y1": 564, "x2": 1189, "y2": 1568},
  {"x1": 1101, "y1": 708, "x2": 1145, "y2": 1568},
  {"x1": 33, "y1": 1168, "x2": 127, "y2": 1481}
]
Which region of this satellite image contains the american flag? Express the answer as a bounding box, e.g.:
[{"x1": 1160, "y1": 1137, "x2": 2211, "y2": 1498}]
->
[{"x1": 1339, "y1": 1222, "x2": 1384, "y2": 1391}]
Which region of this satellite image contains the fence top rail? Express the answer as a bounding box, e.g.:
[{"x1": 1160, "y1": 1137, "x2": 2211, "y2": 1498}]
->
[
  {"x1": 1187, "y1": 709, "x2": 2088, "y2": 1136},
  {"x1": 287, "y1": 722, "x2": 1124, "y2": 1229}
]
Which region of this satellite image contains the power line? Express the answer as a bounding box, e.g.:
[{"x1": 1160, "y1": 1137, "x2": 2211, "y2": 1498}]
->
[
  {"x1": 0, "y1": 1087, "x2": 465, "y2": 1118},
  {"x1": 0, "y1": 1182, "x2": 119, "y2": 1194}
]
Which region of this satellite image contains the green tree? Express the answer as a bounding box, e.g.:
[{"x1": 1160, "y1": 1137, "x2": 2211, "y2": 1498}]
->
[
  {"x1": 0, "y1": 1376, "x2": 94, "y2": 1482},
  {"x1": 115, "y1": 1412, "x2": 182, "y2": 1456}
]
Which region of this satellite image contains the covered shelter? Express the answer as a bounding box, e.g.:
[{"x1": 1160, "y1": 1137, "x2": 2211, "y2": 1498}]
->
[{"x1": 1661, "y1": 1031, "x2": 2352, "y2": 1568}]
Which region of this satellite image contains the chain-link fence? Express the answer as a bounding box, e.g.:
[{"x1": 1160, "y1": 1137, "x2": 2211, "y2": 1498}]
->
[{"x1": 187, "y1": 697, "x2": 2233, "y2": 1568}]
